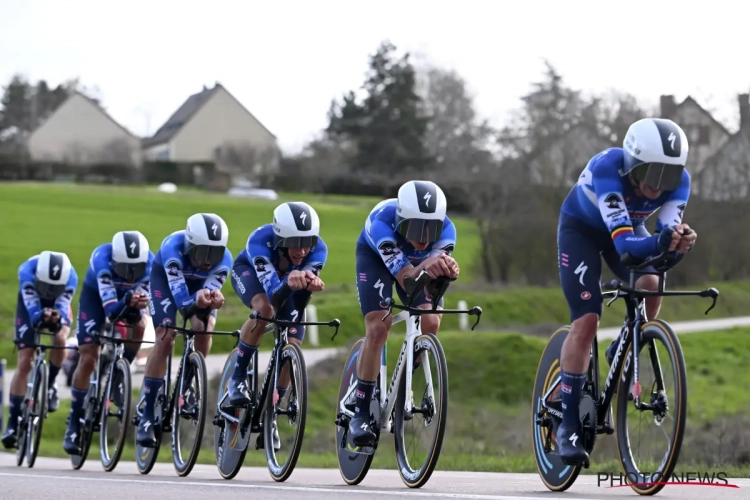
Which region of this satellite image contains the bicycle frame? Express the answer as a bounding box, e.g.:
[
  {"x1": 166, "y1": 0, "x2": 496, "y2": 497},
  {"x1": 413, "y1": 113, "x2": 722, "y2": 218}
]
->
[
  {"x1": 338, "y1": 309, "x2": 429, "y2": 434},
  {"x1": 538, "y1": 250, "x2": 719, "y2": 431},
  {"x1": 338, "y1": 271, "x2": 483, "y2": 435},
  {"x1": 216, "y1": 302, "x2": 340, "y2": 435}
]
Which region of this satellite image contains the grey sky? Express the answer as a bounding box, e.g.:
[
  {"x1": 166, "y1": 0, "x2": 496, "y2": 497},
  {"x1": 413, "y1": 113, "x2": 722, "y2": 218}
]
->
[{"x1": 1, "y1": 0, "x2": 748, "y2": 153}]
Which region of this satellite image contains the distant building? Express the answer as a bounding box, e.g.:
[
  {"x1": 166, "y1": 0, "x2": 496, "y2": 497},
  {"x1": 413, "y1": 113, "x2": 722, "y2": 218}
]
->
[
  {"x1": 141, "y1": 83, "x2": 280, "y2": 177},
  {"x1": 27, "y1": 92, "x2": 142, "y2": 167}
]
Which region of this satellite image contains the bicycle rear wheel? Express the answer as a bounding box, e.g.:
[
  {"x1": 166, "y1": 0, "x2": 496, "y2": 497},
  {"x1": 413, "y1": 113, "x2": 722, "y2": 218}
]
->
[
  {"x1": 394, "y1": 333, "x2": 449, "y2": 489},
  {"x1": 171, "y1": 350, "x2": 208, "y2": 477},
  {"x1": 26, "y1": 361, "x2": 48, "y2": 468},
  {"x1": 214, "y1": 349, "x2": 255, "y2": 480},
  {"x1": 100, "y1": 358, "x2": 132, "y2": 472},
  {"x1": 265, "y1": 343, "x2": 308, "y2": 482},
  {"x1": 615, "y1": 319, "x2": 688, "y2": 496},
  {"x1": 335, "y1": 338, "x2": 380, "y2": 486}
]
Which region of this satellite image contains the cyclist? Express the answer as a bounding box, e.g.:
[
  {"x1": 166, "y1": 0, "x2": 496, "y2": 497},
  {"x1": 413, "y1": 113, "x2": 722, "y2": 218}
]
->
[
  {"x1": 227, "y1": 201, "x2": 327, "y2": 451},
  {"x1": 136, "y1": 213, "x2": 232, "y2": 448},
  {"x1": 555, "y1": 117, "x2": 697, "y2": 466},
  {"x1": 2, "y1": 251, "x2": 78, "y2": 449},
  {"x1": 62, "y1": 231, "x2": 154, "y2": 455},
  {"x1": 348, "y1": 180, "x2": 460, "y2": 447}
]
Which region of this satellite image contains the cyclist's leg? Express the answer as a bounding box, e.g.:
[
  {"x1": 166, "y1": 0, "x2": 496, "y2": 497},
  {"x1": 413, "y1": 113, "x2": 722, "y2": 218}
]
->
[
  {"x1": 601, "y1": 224, "x2": 660, "y2": 364},
  {"x1": 226, "y1": 259, "x2": 270, "y2": 405},
  {"x1": 394, "y1": 285, "x2": 445, "y2": 369},
  {"x1": 349, "y1": 242, "x2": 395, "y2": 446},
  {"x1": 123, "y1": 311, "x2": 147, "y2": 364},
  {"x1": 556, "y1": 214, "x2": 605, "y2": 463},
  {"x1": 138, "y1": 265, "x2": 176, "y2": 446},
  {"x1": 1, "y1": 293, "x2": 36, "y2": 448},
  {"x1": 189, "y1": 307, "x2": 217, "y2": 358},
  {"x1": 63, "y1": 285, "x2": 105, "y2": 454},
  {"x1": 276, "y1": 290, "x2": 311, "y2": 394}
]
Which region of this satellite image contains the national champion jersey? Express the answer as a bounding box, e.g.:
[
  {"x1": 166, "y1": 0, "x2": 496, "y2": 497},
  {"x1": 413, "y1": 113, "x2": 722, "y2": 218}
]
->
[
  {"x1": 357, "y1": 198, "x2": 457, "y2": 277},
  {"x1": 561, "y1": 147, "x2": 691, "y2": 259},
  {"x1": 154, "y1": 230, "x2": 233, "y2": 309},
  {"x1": 237, "y1": 223, "x2": 328, "y2": 300},
  {"x1": 17, "y1": 254, "x2": 78, "y2": 327},
  {"x1": 83, "y1": 243, "x2": 155, "y2": 317}
]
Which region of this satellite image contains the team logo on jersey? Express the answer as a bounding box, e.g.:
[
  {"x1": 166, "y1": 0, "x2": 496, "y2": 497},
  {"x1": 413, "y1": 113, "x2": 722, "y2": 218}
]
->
[
  {"x1": 99, "y1": 273, "x2": 112, "y2": 285},
  {"x1": 440, "y1": 243, "x2": 455, "y2": 255},
  {"x1": 677, "y1": 203, "x2": 686, "y2": 219},
  {"x1": 166, "y1": 262, "x2": 180, "y2": 277},
  {"x1": 23, "y1": 284, "x2": 35, "y2": 296},
  {"x1": 253, "y1": 257, "x2": 268, "y2": 272},
  {"x1": 214, "y1": 269, "x2": 228, "y2": 284},
  {"x1": 311, "y1": 263, "x2": 324, "y2": 276},
  {"x1": 378, "y1": 241, "x2": 397, "y2": 256},
  {"x1": 604, "y1": 194, "x2": 622, "y2": 209}
]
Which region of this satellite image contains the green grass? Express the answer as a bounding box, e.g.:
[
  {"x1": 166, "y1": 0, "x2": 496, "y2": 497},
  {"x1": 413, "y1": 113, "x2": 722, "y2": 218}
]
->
[{"x1": 15, "y1": 328, "x2": 750, "y2": 476}]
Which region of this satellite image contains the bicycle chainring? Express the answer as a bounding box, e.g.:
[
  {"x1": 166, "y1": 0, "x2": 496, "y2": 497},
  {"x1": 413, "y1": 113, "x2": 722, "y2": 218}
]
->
[{"x1": 579, "y1": 394, "x2": 598, "y2": 454}]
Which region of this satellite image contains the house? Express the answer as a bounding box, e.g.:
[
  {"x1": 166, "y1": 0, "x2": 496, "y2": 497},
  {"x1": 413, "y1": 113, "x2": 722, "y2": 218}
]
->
[
  {"x1": 658, "y1": 95, "x2": 733, "y2": 195},
  {"x1": 699, "y1": 94, "x2": 750, "y2": 201},
  {"x1": 141, "y1": 83, "x2": 280, "y2": 175},
  {"x1": 27, "y1": 92, "x2": 143, "y2": 167}
]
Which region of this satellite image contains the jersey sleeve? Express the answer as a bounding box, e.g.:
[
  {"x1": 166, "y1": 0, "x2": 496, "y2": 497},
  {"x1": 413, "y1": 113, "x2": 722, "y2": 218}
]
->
[
  {"x1": 91, "y1": 247, "x2": 121, "y2": 316},
  {"x1": 655, "y1": 170, "x2": 691, "y2": 233},
  {"x1": 302, "y1": 237, "x2": 328, "y2": 276},
  {"x1": 368, "y1": 219, "x2": 410, "y2": 277},
  {"x1": 18, "y1": 259, "x2": 43, "y2": 325},
  {"x1": 247, "y1": 228, "x2": 286, "y2": 299},
  {"x1": 162, "y1": 238, "x2": 194, "y2": 309},
  {"x1": 55, "y1": 266, "x2": 78, "y2": 326},
  {"x1": 591, "y1": 164, "x2": 659, "y2": 259},
  {"x1": 203, "y1": 248, "x2": 233, "y2": 291},
  {"x1": 429, "y1": 217, "x2": 457, "y2": 257}
]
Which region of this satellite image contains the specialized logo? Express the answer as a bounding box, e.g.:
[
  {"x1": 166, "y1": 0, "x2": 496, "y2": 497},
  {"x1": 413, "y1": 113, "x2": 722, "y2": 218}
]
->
[
  {"x1": 373, "y1": 279, "x2": 385, "y2": 300},
  {"x1": 569, "y1": 432, "x2": 579, "y2": 447},
  {"x1": 300, "y1": 212, "x2": 307, "y2": 226},
  {"x1": 574, "y1": 261, "x2": 588, "y2": 286},
  {"x1": 423, "y1": 191, "x2": 431, "y2": 207}
]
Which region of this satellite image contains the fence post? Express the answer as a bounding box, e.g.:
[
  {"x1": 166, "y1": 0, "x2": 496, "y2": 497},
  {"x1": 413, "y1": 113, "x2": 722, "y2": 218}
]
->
[
  {"x1": 0, "y1": 359, "x2": 6, "y2": 433},
  {"x1": 306, "y1": 305, "x2": 320, "y2": 347},
  {"x1": 458, "y1": 300, "x2": 468, "y2": 331}
]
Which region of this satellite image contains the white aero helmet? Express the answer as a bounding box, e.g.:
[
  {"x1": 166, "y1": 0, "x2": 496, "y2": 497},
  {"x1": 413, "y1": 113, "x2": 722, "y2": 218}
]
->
[
  {"x1": 272, "y1": 202, "x2": 320, "y2": 249},
  {"x1": 622, "y1": 118, "x2": 689, "y2": 191},
  {"x1": 184, "y1": 213, "x2": 229, "y2": 267},
  {"x1": 395, "y1": 180, "x2": 447, "y2": 243},
  {"x1": 35, "y1": 250, "x2": 72, "y2": 300},
  {"x1": 112, "y1": 230, "x2": 150, "y2": 282}
]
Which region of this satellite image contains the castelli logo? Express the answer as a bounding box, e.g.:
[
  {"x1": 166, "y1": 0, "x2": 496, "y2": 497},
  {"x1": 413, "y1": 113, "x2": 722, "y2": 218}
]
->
[{"x1": 581, "y1": 291, "x2": 591, "y2": 300}]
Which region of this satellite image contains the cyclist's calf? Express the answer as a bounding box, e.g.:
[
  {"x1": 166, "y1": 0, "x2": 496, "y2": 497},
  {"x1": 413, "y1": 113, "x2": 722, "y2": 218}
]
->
[
  {"x1": 636, "y1": 274, "x2": 662, "y2": 318},
  {"x1": 191, "y1": 315, "x2": 215, "y2": 356},
  {"x1": 10, "y1": 348, "x2": 36, "y2": 395},
  {"x1": 73, "y1": 343, "x2": 99, "y2": 388}
]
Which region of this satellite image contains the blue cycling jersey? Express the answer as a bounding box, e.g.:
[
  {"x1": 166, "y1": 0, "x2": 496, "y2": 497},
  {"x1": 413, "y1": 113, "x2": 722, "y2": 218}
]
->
[
  {"x1": 357, "y1": 198, "x2": 457, "y2": 277},
  {"x1": 561, "y1": 147, "x2": 691, "y2": 259},
  {"x1": 18, "y1": 255, "x2": 78, "y2": 327},
  {"x1": 83, "y1": 243, "x2": 155, "y2": 318},
  {"x1": 154, "y1": 230, "x2": 233, "y2": 309},
  {"x1": 238, "y1": 223, "x2": 328, "y2": 300}
]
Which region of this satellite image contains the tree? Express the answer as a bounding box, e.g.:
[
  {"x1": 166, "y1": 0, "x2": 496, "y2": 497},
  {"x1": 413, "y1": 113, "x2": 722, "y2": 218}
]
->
[{"x1": 326, "y1": 41, "x2": 432, "y2": 179}]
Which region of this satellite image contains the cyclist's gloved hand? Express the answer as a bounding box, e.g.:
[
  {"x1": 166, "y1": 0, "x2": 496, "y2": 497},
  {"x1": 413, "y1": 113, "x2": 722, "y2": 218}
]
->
[{"x1": 657, "y1": 226, "x2": 677, "y2": 253}]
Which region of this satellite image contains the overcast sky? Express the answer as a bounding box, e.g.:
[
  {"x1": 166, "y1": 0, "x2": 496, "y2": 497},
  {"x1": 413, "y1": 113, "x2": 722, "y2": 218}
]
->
[{"x1": 1, "y1": 0, "x2": 748, "y2": 154}]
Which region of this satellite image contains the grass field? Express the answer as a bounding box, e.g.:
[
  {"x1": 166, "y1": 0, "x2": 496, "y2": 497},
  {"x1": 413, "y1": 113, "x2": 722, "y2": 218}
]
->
[
  {"x1": 14, "y1": 327, "x2": 750, "y2": 477},
  {"x1": 2, "y1": 182, "x2": 750, "y2": 366}
]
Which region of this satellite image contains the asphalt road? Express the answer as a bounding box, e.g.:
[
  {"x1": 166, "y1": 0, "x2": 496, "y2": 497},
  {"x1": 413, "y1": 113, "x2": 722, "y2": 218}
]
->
[{"x1": 0, "y1": 455, "x2": 746, "y2": 500}]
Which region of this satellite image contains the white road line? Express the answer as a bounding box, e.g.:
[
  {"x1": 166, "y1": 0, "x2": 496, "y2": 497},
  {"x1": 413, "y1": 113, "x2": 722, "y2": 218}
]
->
[{"x1": 0, "y1": 471, "x2": 592, "y2": 500}]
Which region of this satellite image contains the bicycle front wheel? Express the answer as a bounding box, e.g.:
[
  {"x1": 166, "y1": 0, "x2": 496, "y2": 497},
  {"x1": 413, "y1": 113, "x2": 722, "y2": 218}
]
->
[
  {"x1": 394, "y1": 333, "x2": 449, "y2": 489},
  {"x1": 100, "y1": 357, "x2": 132, "y2": 472},
  {"x1": 171, "y1": 350, "x2": 208, "y2": 477},
  {"x1": 26, "y1": 361, "x2": 48, "y2": 468},
  {"x1": 615, "y1": 319, "x2": 688, "y2": 496},
  {"x1": 265, "y1": 343, "x2": 308, "y2": 482}
]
